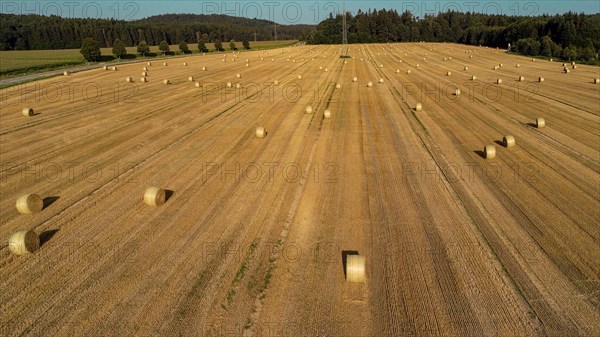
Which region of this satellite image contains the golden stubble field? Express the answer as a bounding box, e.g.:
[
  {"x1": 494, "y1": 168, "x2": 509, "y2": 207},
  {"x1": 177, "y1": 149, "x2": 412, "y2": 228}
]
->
[{"x1": 1, "y1": 43, "x2": 599, "y2": 337}]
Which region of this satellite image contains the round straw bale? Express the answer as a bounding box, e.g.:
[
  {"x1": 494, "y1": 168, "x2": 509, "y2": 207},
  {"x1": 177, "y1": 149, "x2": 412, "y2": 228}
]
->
[
  {"x1": 396, "y1": 69, "x2": 400, "y2": 73},
  {"x1": 126, "y1": 77, "x2": 133, "y2": 83},
  {"x1": 353, "y1": 77, "x2": 358, "y2": 82},
  {"x1": 22, "y1": 108, "x2": 34, "y2": 117},
  {"x1": 183, "y1": 62, "x2": 187, "y2": 66},
  {"x1": 103, "y1": 66, "x2": 108, "y2": 70},
  {"x1": 142, "y1": 72, "x2": 148, "y2": 76},
  {"x1": 484, "y1": 146, "x2": 496, "y2": 159},
  {"x1": 305, "y1": 106, "x2": 313, "y2": 114},
  {"x1": 143, "y1": 66, "x2": 148, "y2": 71},
  {"x1": 147, "y1": 62, "x2": 152, "y2": 66},
  {"x1": 16, "y1": 194, "x2": 43, "y2": 214},
  {"x1": 464, "y1": 66, "x2": 469, "y2": 71},
  {"x1": 379, "y1": 78, "x2": 384, "y2": 83},
  {"x1": 496, "y1": 78, "x2": 503, "y2": 84},
  {"x1": 594, "y1": 78, "x2": 600, "y2": 84},
  {"x1": 274, "y1": 80, "x2": 279, "y2": 85},
  {"x1": 255, "y1": 127, "x2": 266, "y2": 138},
  {"x1": 535, "y1": 118, "x2": 545, "y2": 128},
  {"x1": 447, "y1": 71, "x2": 452, "y2": 76},
  {"x1": 112, "y1": 66, "x2": 117, "y2": 71},
  {"x1": 538, "y1": 77, "x2": 544, "y2": 83},
  {"x1": 324, "y1": 110, "x2": 331, "y2": 119},
  {"x1": 367, "y1": 81, "x2": 373, "y2": 87},
  {"x1": 503, "y1": 135, "x2": 515, "y2": 148},
  {"x1": 163, "y1": 62, "x2": 167, "y2": 66},
  {"x1": 144, "y1": 187, "x2": 166, "y2": 206},
  {"x1": 346, "y1": 255, "x2": 365, "y2": 282},
  {"x1": 471, "y1": 75, "x2": 477, "y2": 80},
  {"x1": 8, "y1": 231, "x2": 39, "y2": 255},
  {"x1": 455, "y1": 88, "x2": 461, "y2": 96},
  {"x1": 297, "y1": 75, "x2": 302, "y2": 80},
  {"x1": 236, "y1": 83, "x2": 241, "y2": 89},
  {"x1": 163, "y1": 79, "x2": 170, "y2": 85},
  {"x1": 416, "y1": 103, "x2": 423, "y2": 111},
  {"x1": 195, "y1": 82, "x2": 202, "y2": 88},
  {"x1": 226, "y1": 82, "x2": 232, "y2": 88},
  {"x1": 63, "y1": 71, "x2": 69, "y2": 76},
  {"x1": 140, "y1": 77, "x2": 147, "y2": 82},
  {"x1": 407, "y1": 69, "x2": 411, "y2": 74},
  {"x1": 519, "y1": 76, "x2": 525, "y2": 82},
  {"x1": 336, "y1": 83, "x2": 341, "y2": 89}
]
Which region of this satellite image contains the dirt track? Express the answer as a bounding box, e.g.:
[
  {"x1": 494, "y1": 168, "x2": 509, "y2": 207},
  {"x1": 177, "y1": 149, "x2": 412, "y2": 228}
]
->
[{"x1": 1, "y1": 43, "x2": 599, "y2": 337}]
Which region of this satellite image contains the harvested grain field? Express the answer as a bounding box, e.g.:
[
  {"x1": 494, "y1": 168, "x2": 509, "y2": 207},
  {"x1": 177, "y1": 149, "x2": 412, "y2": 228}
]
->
[{"x1": 1, "y1": 43, "x2": 599, "y2": 337}]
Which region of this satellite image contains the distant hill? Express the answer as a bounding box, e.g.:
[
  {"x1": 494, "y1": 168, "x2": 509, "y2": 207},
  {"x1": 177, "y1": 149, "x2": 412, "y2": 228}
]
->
[{"x1": 0, "y1": 13, "x2": 315, "y2": 50}]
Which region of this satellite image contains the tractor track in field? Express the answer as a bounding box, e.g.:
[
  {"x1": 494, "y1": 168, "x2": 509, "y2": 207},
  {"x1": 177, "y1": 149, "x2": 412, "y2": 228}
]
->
[{"x1": 1, "y1": 43, "x2": 598, "y2": 337}]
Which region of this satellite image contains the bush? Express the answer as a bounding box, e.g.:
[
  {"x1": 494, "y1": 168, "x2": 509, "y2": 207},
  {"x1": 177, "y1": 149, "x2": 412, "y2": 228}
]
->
[
  {"x1": 540, "y1": 36, "x2": 557, "y2": 57},
  {"x1": 243, "y1": 38, "x2": 250, "y2": 50},
  {"x1": 112, "y1": 39, "x2": 127, "y2": 59},
  {"x1": 198, "y1": 38, "x2": 208, "y2": 52},
  {"x1": 80, "y1": 37, "x2": 101, "y2": 62},
  {"x1": 179, "y1": 41, "x2": 189, "y2": 54},
  {"x1": 562, "y1": 47, "x2": 578, "y2": 61},
  {"x1": 229, "y1": 39, "x2": 237, "y2": 50},
  {"x1": 514, "y1": 38, "x2": 540, "y2": 56},
  {"x1": 214, "y1": 39, "x2": 223, "y2": 51},
  {"x1": 137, "y1": 40, "x2": 150, "y2": 56},
  {"x1": 159, "y1": 40, "x2": 170, "y2": 55}
]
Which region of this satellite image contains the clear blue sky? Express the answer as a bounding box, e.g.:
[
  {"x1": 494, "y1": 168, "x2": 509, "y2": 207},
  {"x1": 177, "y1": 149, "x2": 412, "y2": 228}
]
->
[{"x1": 2, "y1": 1, "x2": 599, "y2": 24}]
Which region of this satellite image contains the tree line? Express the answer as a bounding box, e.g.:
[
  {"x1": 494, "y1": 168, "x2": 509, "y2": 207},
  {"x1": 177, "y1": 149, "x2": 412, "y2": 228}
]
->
[
  {"x1": 3, "y1": 10, "x2": 599, "y2": 63},
  {"x1": 0, "y1": 13, "x2": 313, "y2": 51},
  {"x1": 80, "y1": 35, "x2": 251, "y2": 62},
  {"x1": 308, "y1": 10, "x2": 600, "y2": 62}
]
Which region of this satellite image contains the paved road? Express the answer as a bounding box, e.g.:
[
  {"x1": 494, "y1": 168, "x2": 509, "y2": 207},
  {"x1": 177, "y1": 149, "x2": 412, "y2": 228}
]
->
[{"x1": 0, "y1": 56, "x2": 184, "y2": 88}]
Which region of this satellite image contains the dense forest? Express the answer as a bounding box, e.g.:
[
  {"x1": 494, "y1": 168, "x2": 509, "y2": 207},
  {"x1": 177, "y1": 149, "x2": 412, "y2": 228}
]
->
[
  {"x1": 2, "y1": 10, "x2": 599, "y2": 62},
  {"x1": 0, "y1": 13, "x2": 314, "y2": 50},
  {"x1": 309, "y1": 10, "x2": 600, "y2": 61}
]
